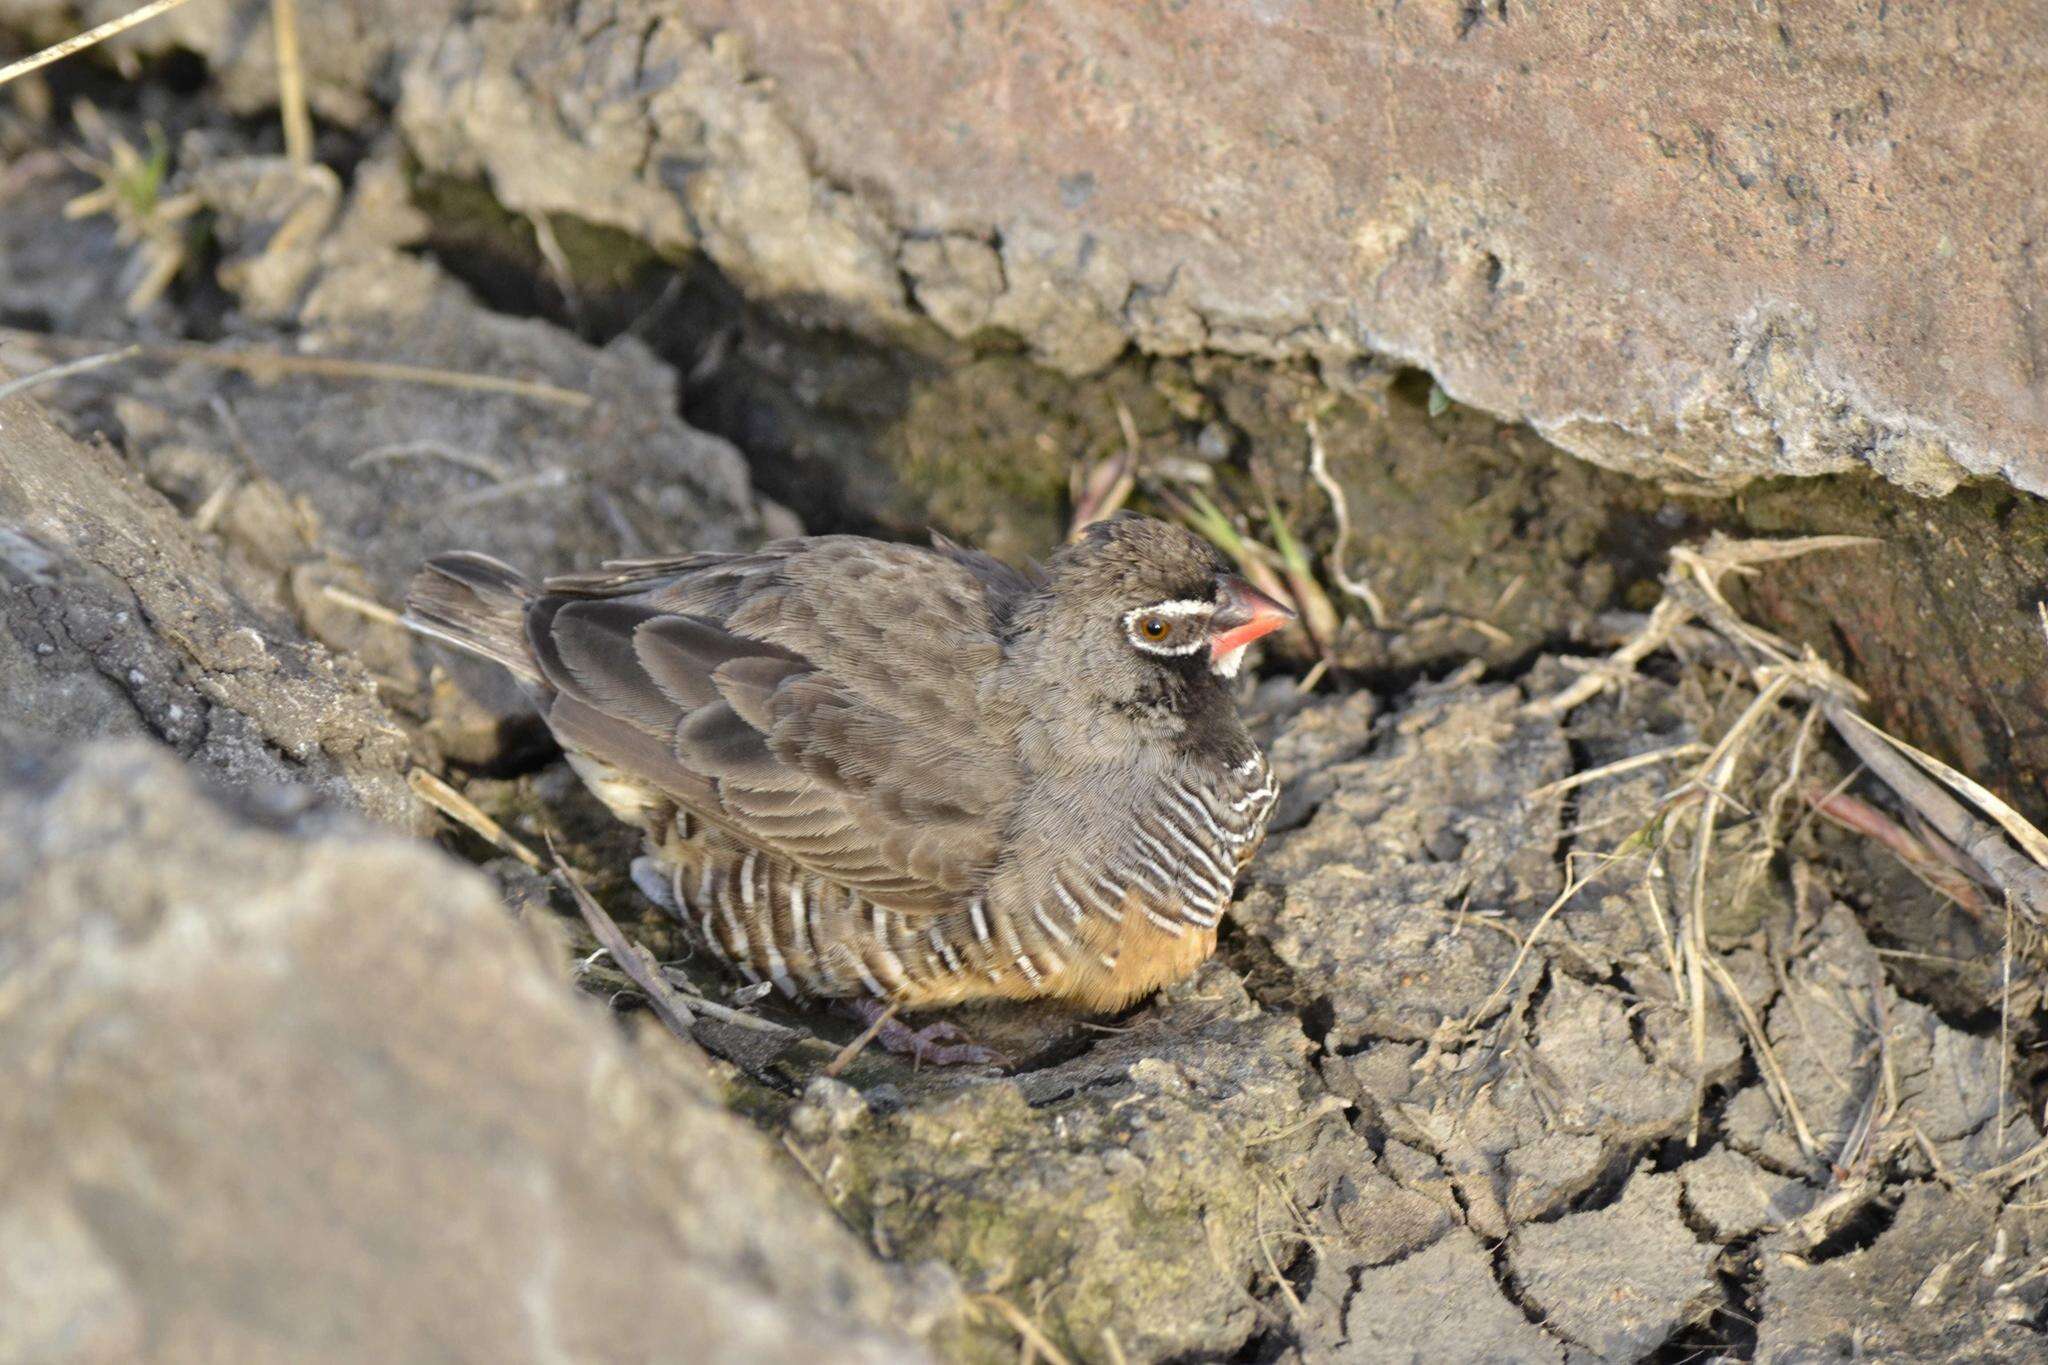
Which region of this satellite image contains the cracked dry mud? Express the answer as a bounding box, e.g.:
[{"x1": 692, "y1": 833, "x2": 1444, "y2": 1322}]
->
[{"x1": 6, "y1": 95, "x2": 2048, "y2": 1365}]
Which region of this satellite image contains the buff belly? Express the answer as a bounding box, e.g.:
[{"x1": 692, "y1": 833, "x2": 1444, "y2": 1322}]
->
[{"x1": 643, "y1": 821, "x2": 1218, "y2": 1012}]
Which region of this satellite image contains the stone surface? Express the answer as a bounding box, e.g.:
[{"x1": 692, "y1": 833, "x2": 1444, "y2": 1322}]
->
[
  {"x1": 786, "y1": 965, "x2": 1330, "y2": 1363},
  {"x1": 12, "y1": 0, "x2": 2042, "y2": 495},
  {"x1": 1236, "y1": 683, "x2": 1570, "y2": 1050},
  {"x1": 0, "y1": 381, "x2": 416, "y2": 824},
  {"x1": 2, "y1": 145, "x2": 775, "y2": 770},
  {"x1": 679, "y1": 2, "x2": 2047, "y2": 497},
  {"x1": 1760, "y1": 1185, "x2": 2048, "y2": 1362},
  {"x1": 1727, "y1": 900, "x2": 2040, "y2": 1180},
  {"x1": 0, "y1": 742, "x2": 945, "y2": 1364},
  {"x1": 1679, "y1": 1148, "x2": 1817, "y2": 1243},
  {"x1": 1508, "y1": 1171, "x2": 1718, "y2": 1360},
  {"x1": 1341, "y1": 1232, "x2": 1564, "y2": 1364}
]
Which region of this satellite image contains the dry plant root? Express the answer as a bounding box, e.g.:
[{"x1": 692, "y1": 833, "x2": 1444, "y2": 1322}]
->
[
  {"x1": 1527, "y1": 533, "x2": 2048, "y2": 931},
  {"x1": 1516, "y1": 533, "x2": 2048, "y2": 1164}
]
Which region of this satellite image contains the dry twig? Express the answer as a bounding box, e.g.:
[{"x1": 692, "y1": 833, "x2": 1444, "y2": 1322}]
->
[
  {"x1": 0, "y1": 0, "x2": 207, "y2": 89},
  {"x1": 820, "y1": 1002, "x2": 897, "y2": 1078},
  {"x1": 319, "y1": 584, "x2": 405, "y2": 629},
  {"x1": 408, "y1": 768, "x2": 543, "y2": 871},
  {"x1": 971, "y1": 1294, "x2": 1074, "y2": 1365},
  {"x1": 1, "y1": 329, "x2": 593, "y2": 407},
  {"x1": 269, "y1": 0, "x2": 312, "y2": 166},
  {"x1": 548, "y1": 835, "x2": 699, "y2": 1039},
  {"x1": 0, "y1": 346, "x2": 141, "y2": 403}
]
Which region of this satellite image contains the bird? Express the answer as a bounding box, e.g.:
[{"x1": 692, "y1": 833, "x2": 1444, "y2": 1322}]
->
[{"x1": 405, "y1": 513, "x2": 1292, "y2": 1060}]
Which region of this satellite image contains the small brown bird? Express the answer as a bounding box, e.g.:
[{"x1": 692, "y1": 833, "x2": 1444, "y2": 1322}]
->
[{"x1": 407, "y1": 514, "x2": 1290, "y2": 1056}]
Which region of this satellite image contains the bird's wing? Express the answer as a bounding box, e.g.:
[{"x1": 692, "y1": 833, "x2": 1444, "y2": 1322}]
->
[{"x1": 531, "y1": 538, "x2": 1022, "y2": 911}]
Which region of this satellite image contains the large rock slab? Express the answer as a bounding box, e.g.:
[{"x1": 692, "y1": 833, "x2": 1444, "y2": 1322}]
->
[
  {"x1": 8, "y1": 1, "x2": 2038, "y2": 494},
  {"x1": 1, "y1": 146, "x2": 779, "y2": 769},
  {"x1": 0, "y1": 742, "x2": 945, "y2": 1363},
  {"x1": 0, "y1": 383, "x2": 415, "y2": 823},
  {"x1": 673, "y1": 1, "x2": 2048, "y2": 496}
]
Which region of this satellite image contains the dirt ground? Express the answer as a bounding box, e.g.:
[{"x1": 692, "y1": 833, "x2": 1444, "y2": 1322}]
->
[{"x1": 6, "y1": 77, "x2": 2048, "y2": 1364}]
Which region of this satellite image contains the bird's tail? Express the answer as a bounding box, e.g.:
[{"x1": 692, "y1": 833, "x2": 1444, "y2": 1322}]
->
[{"x1": 404, "y1": 552, "x2": 541, "y2": 684}]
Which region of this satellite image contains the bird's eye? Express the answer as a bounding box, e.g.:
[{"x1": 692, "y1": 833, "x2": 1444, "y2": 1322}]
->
[{"x1": 1139, "y1": 616, "x2": 1170, "y2": 641}]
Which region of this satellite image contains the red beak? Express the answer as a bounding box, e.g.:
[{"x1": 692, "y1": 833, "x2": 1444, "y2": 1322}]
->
[{"x1": 1209, "y1": 575, "x2": 1296, "y2": 659}]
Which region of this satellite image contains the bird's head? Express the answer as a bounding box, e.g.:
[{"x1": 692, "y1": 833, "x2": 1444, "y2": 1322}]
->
[{"x1": 1020, "y1": 513, "x2": 1294, "y2": 739}]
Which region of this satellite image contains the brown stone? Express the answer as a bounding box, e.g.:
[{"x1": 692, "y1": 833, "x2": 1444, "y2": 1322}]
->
[
  {"x1": 0, "y1": 742, "x2": 945, "y2": 1364},
  {"x1": 673, "y1": 2, "x2": 2048, "y2": 496}
]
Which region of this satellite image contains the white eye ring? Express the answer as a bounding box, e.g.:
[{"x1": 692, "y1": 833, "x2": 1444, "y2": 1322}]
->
[{"x1": 1123, "y1": 601, "x2": 1209, "y2": 656}]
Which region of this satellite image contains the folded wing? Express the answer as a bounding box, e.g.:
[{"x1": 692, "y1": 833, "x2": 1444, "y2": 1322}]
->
[{"x1": 530, "y1": 538, "x2": 1026, "y2": 913}]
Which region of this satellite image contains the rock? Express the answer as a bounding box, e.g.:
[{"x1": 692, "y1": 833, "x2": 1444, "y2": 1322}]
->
[
  {"x1": 0, "y1": 385, "x2": 415, "y2": 824},
  {"x1": 1508, "y1": 1171, "x2": 1718, "y2": 1360},
  {"x1": 1236, "y1": 683, "x2": 1569, "y2": 1049},
  {"x1": 1342, "y1": 1232, "x2": 1565, "y2": 1364},
  {"x1": 1760, "y1": 1185, "x2": 2048, "y2": 1362},
  {"x1": 1679, "y1": 1148, "x2": 1816, "y2": 1242},
  {"x1": 672, "y1": 3, "x2": 2043, "y2": 498},
  {"x1": 1730, "y1": 901, "x2": 2039, "y2": 1178},
  {"x1": 1321, "y1": 1158, "x2": 1457, "y2": 1270},
  {"x1": 1240, "y1": 675, "x2": 1759, "y2": 1248},
  {"x1": 1258, "y1": 685, "x2": 1379, "y2": 833},
  {"x1": 785, "y1": 964, "x2": 1337, "y2": 1363},
  {"x1": 22, "y1": 3, "x2": 2045, "y2": 496},
  {"x1": 7, "y1": 145, "x2": 774, "y2": 769},
  {"x1": 0, "y1": 742, "x2": 946, "y2": 1363},
  {"x1": 0, "y1": 151, "x2": 139, "y2": 338},
  {"x1": 1504, "y1": 1133, "x2": 1608, "y2": 1228}
]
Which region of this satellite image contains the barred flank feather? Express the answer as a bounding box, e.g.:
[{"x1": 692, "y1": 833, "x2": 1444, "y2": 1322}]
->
[{"x1": 403, "y1": 552, "x2": 541, "y2": 684}]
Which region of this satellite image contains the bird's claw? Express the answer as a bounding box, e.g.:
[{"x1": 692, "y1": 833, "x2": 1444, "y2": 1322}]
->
[{"x1": 848, "y1": 1000, "x2": 1007, "y2": 1068}]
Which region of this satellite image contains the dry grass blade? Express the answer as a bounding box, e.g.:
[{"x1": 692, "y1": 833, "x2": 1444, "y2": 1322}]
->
[
  {"x1": 1526, "y1": 595, "x2": 1687, "y2": 719},
  {"x1": 155, "y1": 340, "x2": 595, "y2": 406},
  {"x1": 1462, "y1": 853, "x2": 1601, "y2": 1031},
  {"x1": 1254, "y1": 1186, "x2": 1306, "y2": 1319},
  {"x1": 319, "y1": 584, "x2": 405, "y2": 629},
  {"x1": 1834, "y1": 710, "x2": 2048, "y2": 870},
  {"x1": 0, "y1": 329, "x2": 593, "y2": 407},
  {"x1": 547, "y1": 835, "x2": 699, "y2": 1038},
  {"x1": 1532, "y1": 534, "x2": 1876, "y2": 721},
  {"x1": 1529, "y1": 741, "x2": 1707, "y2": 799},
  {"x1": 1825, "y1": 706, "x2": 2048, "y2": 927},
  {"x1": 971, "y1": 1294, "x2": 1074, "y2": 1365},
  {"x1": 821, "y1": 1002, "x2": 896, "y2": 1078},
  {"x1": 1066, "y1": 397, "x2": 1144, "y2": 538},
  {"x1": 0, "y1": 0, "x2": 207, "y2": 89},
  {"x1": 408, "y1": 768, "x2": 543, "y2": 871},
  {"x1": 1677, "y1": 671, "x2": 1794, "y2": 1121},
  {"x1": 1701, "y1": 951, "x2": 1820, "y2": 1161},
  {"x1": 653, "y1": 970, "x2": 803, "y2": 1037},
  {"x1": 351, "y1": 441, "x2": 511, "y2": 481},
  {"x1": 0, "y1": 346, "x2": 141, "y2": 403},
  {"x1": 2002, "y1": 892, "x2": 2015, "y2": 1160},
  {"x1": 1806, "y1": 788, "x2": 1991, "y2": 917},
  {"x1": 269, "y1": 0, "x2": 312, "y2": 166}
]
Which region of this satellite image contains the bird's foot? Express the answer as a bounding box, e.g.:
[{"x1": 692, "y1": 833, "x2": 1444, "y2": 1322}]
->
[{"x1": 845, "y1": 999, "x2": 1007, "y2": 1068}]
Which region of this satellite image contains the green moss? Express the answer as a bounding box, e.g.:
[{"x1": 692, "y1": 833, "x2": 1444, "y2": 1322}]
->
[{"x1": 410, "y1": 170, "x2": 673, "y2": 305}]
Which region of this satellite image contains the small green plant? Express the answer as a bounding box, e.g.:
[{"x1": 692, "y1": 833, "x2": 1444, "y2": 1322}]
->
[{"x1": 63, "y1": 100, "x2": 201, "y2": 312}]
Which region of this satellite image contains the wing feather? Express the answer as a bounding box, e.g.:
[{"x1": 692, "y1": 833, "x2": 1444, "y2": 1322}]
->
[{"x1": 525, "y1": 538, "x2": 1023, "y2": 911}]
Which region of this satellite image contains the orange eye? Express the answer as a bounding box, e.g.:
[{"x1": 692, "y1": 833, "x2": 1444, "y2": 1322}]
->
[{"x1": 1139, "y1": 616, "x2": 1170, "y2": 641}]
